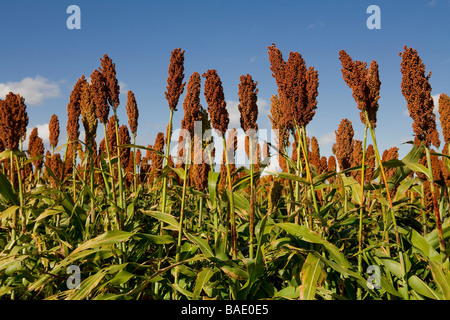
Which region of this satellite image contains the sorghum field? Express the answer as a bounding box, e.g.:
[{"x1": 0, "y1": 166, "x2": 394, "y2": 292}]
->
[{"x1": 1, "y1": 44, "x2": 450, "y2": 301}]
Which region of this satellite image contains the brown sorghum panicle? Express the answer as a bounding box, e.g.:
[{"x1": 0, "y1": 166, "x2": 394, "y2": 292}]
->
[
  {"x1": 91, "y1": 69, "x2": 109, "y2": 124},
  {"x1": 238, "y1": 74, "x2": 259, "y2": 132},
  {"x1": 327, "y1": 155, "x2": 337, "y2": 183},
  {"x1": 351, "y1": 139, "x2": 363, "y2": 181},
  {"x1": 335, "y1": 119, "x2": 354, "y2": 172},
  {"x1": 267, "y1": 44, "x2": 319, "y2": 129},
  {"x1": 339, "y1": 50, "x2": 381, "y2": 128},
  {"x1": 100, "y1": 54, "x2": 120, "y2": 110},
  {"x1": 49, "y1": 114, "x2": 60, "y2": 150},
  {"x1": 28, "y1": 127, "x2": 44, "y2": 170},
  {"x1": 439, "y1": 93, "x2": 450, "y2": 144},
  {"x1": 319, "y1": 156, "x2": 328, "y2": 174},
  {"x1": 400, "y1": 46, "x2": 440, "y2": 148},
  {"x1": 126, "y1": 90, "x2": 139, "y2": 136},
  {"x1": 269, "y1": 95, "x2": 289, "y2": 151},
  {"x1": 310, "y1": 136, "x2": 321, "y2": 170},
  {"x1": 118, "y1": 125, "x2": 131, "y2": 167},
  {"x1": 165, "y1": 48, "x2": 186, "y2": 111},
  {"x1": 365, "y1": 144, "x2": 375, "y2": 183},
  {"x1": 0, "y1": 92, "x2": 28, "y2": 150},
  {"x1": 382, "y1": 146, "x2": 399, "y2": 180},
  {"x1": 151, "y1": 133, "x2": 165, "y2": 178},
  {"x1": 135, "y1": 149, "x2": 142, "y2": 167},
  {"x1": 238, "y1": 74, "x2": 259, "y2": 161},
  {"x1": 106, "y1": 115, "x2": 117, "y2": 156},
  {"x1": 80, "y1": 81, "x2": 98, "y2": 149},
  {"x1": 67, "y1": 76, "x2": 86, "y2": 155},
  {"x1": 182, "y1": 72, "x2": 202, "y2": 135},
  {"x1": 203, "y1": 69, "x2": 229, "y2": 136}
]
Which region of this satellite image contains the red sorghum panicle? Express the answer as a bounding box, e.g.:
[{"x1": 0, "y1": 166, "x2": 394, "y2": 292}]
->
[
  {"x1": 268, "y1": 43, "x2": 319, "y2": 130},
  {"x1": 339, "y1": 50, "x2": 381, "y2": 128},
  {"x1": 382, "y1": 146, "x2": 399, "y2": 180},
  {"x1": 49, "y1": 114, "x2": 60, "y2": 150},
  {"x1": 151, "y1": 133, "x2": 165, "y2": 178},
  {"x1": 100, "y1": 54, "x2": 120, "y2": 110},
  {"x1": 335, "y1": 119, "x2": 354, "y2": 172},
  {"x1": 165, "y1": 48, "x2": 186, "y2": 111},
  {"x1": 439, "y1": 93, "x2": 450, "y2": 145},
  {"x1": 203, "y1": 69, "x2": 229, "y2": 136},
  {"x1": 351, "y1": 139, "x2": 363, "y2": 181},
  {"x1": 0, "y1": 92, "x2": 28, "y2": 150},
  {"x1": 118, "y1": 125, "x2": 131, "y2": 167},
  {"x1": 365, "y1": 144, "x2": 375, "y2": 183},
  {"x1": 79, "y1": 81, "x2": 98, "y2": 149},
  {"x1": 106, "y1": 115, "x2": 117, "y2": 156},
  {"x1": 67, "y1": 76, "x2": 86, "y2": 155},
  {"x1": 28, "y1": 127, "x2": 44, "y2": 171},
  {"x1": 90, "y1": 69, "x2": 109, "y2": 124},
  {"x1": 400, "y1": 46, "x2": 440, "y2": 148},
  {"x1": 126, "y1": 90, "x2": 139, "y2": 136}
]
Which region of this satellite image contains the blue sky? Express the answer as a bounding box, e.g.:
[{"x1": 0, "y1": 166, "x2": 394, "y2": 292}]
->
[{"x1": 0, "y1": 0, "x2": 449, "y2": 162}]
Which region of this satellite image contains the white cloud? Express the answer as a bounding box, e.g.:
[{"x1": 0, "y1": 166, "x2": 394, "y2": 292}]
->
[
  {"x1": 307, "y1": 22, "x2": 325, "y2": 30},
  {"x1": 318, "y1": 132, "x2": 336, "y2": 146},
  {"x1": 119, "y1": 81, "x2": 128, "y2": 95},
  {"x1": 226, "y1": 100, "x2": 240, "y2": 129},
  {"x1": 0, "y1": 76, "x2": 61, "y2": 106},
  {"x1": 432, "y1": 93, "x2": 440, "y2": 114},
  {"x1": 257, "y1": 98, "x2": 270, "y2": 116},
  {"x1": 226, "y1": 98, "x2": 271, "y2": 129},
  {"x1": 428, "y1": 0, "x2": 437, "y2": 7}
]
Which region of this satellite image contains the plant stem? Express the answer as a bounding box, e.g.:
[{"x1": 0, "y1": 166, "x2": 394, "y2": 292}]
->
[
  {"x1": 357, "y1": 123, "x2": 368, "y2": 300},
  {"x1": 425, "y1": 146, "x2": 446, "y2": 254},
  {"x1": 298, "y1": 126, "x2": 320, "y2": 216},
  {"x1": 249, "y1": 135, "x2": 254, "y2": 260},
  {"x1": 103, "y1": 123, "x2": 118, "y2": 208},
  {"x1": 223, "y1": 136, "x2": 237, "y2": 259},
  {"x1": 175, "y1": 142, "x2": 190, "y2": 287},
  {"x1": 367, "y1": 119, "x2": 400, "y2": 245}
]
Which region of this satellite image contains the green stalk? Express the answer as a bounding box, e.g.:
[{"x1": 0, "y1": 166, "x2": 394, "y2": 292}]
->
[
  {"x1": 223, "y1": 136, "x2": 237, "y2": 259},
  {"x1": 249, "y1": 136, "x2": 254, "y2": 260},
  {"x1": 155, "y1": 108, "x2": 174, "y2": 296},
  {"x1": 298, "y1": 126, "x2": 320, "y2": 216},
  {"x1": 132, "y1": 133, "x2": 137, "y2": 193},
  {"x1": 425, "y1": 146, "x2": 446, "y2": 254},
  {"x1": 10, "y1": 151, "x2": 16, "y2": 242},
  {"x1": 366, "y1": 116, "x2": 400, "y2": 245},
  {"x1": 103, "y1": 123, "x2": 118, "y2": 208},
  {"x1": 294, "y1": 130, "x2": 303, "y2": 224},
  {"x1": 175, "y1": 142, "x2": 190, "y2": 288},
  {"x1": 357, "y1": 124, "x2": 368, "y2": 300},
  {"x1": 160, "y1": 108, "x2": 174, "y2": 214},
  {"x1": 113, "y1": 109, "x2": 124, "y2": 213}
]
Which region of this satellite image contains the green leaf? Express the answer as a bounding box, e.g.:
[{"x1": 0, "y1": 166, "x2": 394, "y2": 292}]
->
[
  {"x1": 398, "y1": 226, "x2": 441, "y2": 263},
  {"x1": 142, "y1": 211, "x2": 180, "y2": 230},
  {"x1": 208, "y1": 171, "x2": 220, "y2": 209},
  {"x1": 274, "y1": 286, "x2": 300, "y2": 299},
  {"x1": 404, "y1": 162, "x2": 430, "y2": 180},
  {"x1": 0, "y1": 171, "x2": 19, "y2": 205},
  {"x1": 133, "y1": 233, "x2": 175, "y2": 245},
  {"x1": 193, "y1": 268, "x2": 214, "y2": 299},
  {"x1": 429, "y1": 261, "x2": 450, "y2": 300},
  {"x1": 299, "y1": 253, "x2": 324, "y2": 300},
  {"x1": 72, "y1": 230, "x2": 133, "y2": 254},
  {"x1": 0, "y1": 206, "x2": 19, "y2": 222},
  {"x1": 185, "y1": 232, "x2": 214, "y2": 258},
  {"x1": 277, "y1": 223, "x2": 351, "y2": 269}
]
